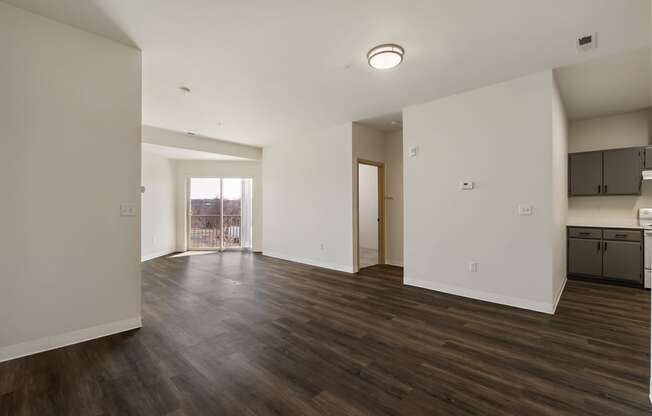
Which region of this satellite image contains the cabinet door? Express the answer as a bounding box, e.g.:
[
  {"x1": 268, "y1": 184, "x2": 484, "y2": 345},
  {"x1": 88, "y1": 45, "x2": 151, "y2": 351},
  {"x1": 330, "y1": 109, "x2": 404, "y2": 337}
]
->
[
  {"x1": 569, "y1": 152, "x2": 602, "y2": 196},
  {"x1": 603, "y1": 148, "x2": 642, "y2": 195},
  {"x1": 645, "y1": 147, "x2": 652, "y2": 169},
  {"x1": 602, "y1": 240, "x2": 642, "y2": 282},
  {"x1": 568, "y1": 238, "x2": 602, "y2": 277}
]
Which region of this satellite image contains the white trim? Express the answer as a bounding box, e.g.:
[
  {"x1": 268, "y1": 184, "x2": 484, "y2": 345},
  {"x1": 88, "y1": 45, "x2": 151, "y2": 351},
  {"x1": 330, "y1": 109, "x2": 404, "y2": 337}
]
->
[
  {"x1": 404, "y1": 278, "x2": 555, "y2": 314},
  {"x1": 0, "y1": 317, "x2": 142, "y2": 363},
  {"x1": 263, "y1": 251, "x2": 354, "y2": 273},
  {"x1": 141, "y1": 249, "x2": 175, "y2": 262},
  {"x1": 551, "y1": 276, "x2": 567, "y2": 314}
]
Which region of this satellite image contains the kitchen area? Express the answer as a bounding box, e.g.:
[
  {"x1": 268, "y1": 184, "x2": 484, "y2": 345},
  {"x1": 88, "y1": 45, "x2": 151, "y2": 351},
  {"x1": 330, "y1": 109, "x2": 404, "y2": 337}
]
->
[
  {"x1": 566, "y1": 112, "x2": 652, "y2": 289},
  {"x1": 553, "y1": 44, "x2": 652, "y2": 292}
]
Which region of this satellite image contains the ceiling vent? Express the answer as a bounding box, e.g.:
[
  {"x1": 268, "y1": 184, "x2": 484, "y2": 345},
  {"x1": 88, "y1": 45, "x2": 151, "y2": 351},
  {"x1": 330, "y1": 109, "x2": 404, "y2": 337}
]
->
[{"x1": 577, "y1": 33, "x2": 597, "y2": 52}]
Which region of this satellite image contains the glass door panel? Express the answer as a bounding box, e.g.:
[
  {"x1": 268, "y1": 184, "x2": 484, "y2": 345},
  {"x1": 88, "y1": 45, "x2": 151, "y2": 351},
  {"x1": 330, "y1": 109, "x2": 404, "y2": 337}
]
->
[
  {"x1": 189, "y1": 178, "x2": 221, "y2": 249},
  {"x1": 222, "y1": 178, "x2": 242, "y2": 248}
]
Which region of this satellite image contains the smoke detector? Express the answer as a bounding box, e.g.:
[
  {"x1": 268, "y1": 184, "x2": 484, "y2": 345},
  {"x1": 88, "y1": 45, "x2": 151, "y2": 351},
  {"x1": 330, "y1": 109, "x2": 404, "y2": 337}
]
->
[{"x1": 577, "y1": 33, "x2": 597, "y2": 52}]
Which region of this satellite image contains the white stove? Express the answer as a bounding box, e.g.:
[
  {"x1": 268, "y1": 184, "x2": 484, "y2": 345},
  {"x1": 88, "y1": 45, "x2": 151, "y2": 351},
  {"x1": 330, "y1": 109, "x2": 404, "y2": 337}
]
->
[{"x1": 638, "y1": 208, "x2": 652, "y2": 288}]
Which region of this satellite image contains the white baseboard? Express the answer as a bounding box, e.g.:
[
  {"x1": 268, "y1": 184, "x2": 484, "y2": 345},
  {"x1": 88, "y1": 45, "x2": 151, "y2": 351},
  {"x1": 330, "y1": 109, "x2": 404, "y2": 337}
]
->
[
  {"x1": 0, "y1": 316, "x2": 142, "y2": 363},
  {"x1": 404, "y1": 278, "x2": 555, "y2": 314},
  {"x1": 551, "y1": 276, "x2": 567, "y2": 314},
  {"x1": 141, "y1": 249, "x2": 175, "y2": 262},
  {"x1": 263, "y1": 251, "x2": 354, "y2": 273}
]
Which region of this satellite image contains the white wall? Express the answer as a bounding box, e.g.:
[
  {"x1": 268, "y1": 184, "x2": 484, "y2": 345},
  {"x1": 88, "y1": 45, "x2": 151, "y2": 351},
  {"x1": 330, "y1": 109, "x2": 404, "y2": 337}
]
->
[
  {"x1": 358, "y1": 164, "x2": 379, "y2": 250},
  {"x1": 551, "y1": 79, "x2": 569, "y2": 303},
  {"x1": 263, "y1": 123, "x2": 354, "y2": 272},
  {"x1": 141, "y1": 151, "x2": 176, "y2": 261},
  {"x1": 0, "y1": 3, "x2": 142, "y2": 361},
  {"x1": 403, "y1": 71, "x2": 561, "y2": 314},
  {"x1": 385, "y1": 130, "x2": 404, "y2": 267},
  {"x1": 174, "y1": 160, "x2": 263, "y2": 252},
  {"x1": 567, "y1": 110, "x2": 652, "y2": 225}
]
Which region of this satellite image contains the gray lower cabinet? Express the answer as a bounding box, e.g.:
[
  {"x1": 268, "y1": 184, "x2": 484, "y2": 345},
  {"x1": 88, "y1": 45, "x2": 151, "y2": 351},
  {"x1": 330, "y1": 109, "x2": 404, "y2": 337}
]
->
[
  {"x1": 567, "y1": 226, "x2": 643, "y2": 285},
  {"x1": 568, "y1": 238, "x2": 602, "y2": 277},
  {"x1": 569, "y1": 152, "x2": 602, "y2": 196},
  {"x1": 602, "y1": 148, "x2": 642, "y2": 195},
  {"x1": 602, "y1": 240, "x2": 642, "y2": 282}
]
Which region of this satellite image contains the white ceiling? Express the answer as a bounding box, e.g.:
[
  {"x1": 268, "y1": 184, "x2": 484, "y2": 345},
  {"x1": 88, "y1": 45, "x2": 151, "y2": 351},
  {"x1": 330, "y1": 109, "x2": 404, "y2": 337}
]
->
[
  {"x1": 356, "y1": 112, "x2": 403, "y2": 133},
  {"x1": 4, "y1": 0, "x2": 650, "y2": 146},
  {"x1": 554, "y1": 47, "x2": 651, "y2": 121},
  {"x1": 142, "y1": 143, "x2": 246, "y2": 161}
]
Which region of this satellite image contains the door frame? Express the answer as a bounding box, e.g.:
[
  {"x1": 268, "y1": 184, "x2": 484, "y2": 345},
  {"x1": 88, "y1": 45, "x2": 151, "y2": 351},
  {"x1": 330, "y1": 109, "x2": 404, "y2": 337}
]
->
[{"x1": 356, "y1": 159, "x2": 386, "y2": 270}]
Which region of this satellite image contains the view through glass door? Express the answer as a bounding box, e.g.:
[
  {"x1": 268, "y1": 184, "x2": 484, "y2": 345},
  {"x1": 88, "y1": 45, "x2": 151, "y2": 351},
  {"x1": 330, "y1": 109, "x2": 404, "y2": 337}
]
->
[{"x1": 188, "y1": 177, "x2": 253, "y2": 250}]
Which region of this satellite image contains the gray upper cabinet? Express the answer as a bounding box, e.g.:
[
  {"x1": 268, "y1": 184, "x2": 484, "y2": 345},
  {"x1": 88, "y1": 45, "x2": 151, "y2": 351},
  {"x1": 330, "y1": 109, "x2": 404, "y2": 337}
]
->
[
  {"x1": 568, "y1": 238, "x2": 602, "y2": 277},
  {"x1": 602, "y1": 148, "x2": 642, "y2": 195},
  {"x1": 645, "y1": 147, "x2": 652, "y2": 169},
  {"x1": 569, "y1": 152, "x2": 602, "y2": 196},
  {"x1": 602, "y1": 240, "x2": 641, "y2": 282},
  {"x1": 569, "y1": 147, "x2": 643, "y2": 197}
]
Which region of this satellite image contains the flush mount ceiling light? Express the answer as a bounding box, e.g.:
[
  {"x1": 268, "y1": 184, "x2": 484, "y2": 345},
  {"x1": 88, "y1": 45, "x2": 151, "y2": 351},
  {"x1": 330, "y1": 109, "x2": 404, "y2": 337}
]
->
[{"x1": 367, "y1": 44, "x2": 404, "y2": 69}]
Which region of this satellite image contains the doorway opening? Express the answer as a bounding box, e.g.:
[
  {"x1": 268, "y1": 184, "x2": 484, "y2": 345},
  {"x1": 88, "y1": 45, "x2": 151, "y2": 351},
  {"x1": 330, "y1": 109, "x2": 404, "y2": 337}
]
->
[
  {"x1": 357, "y1": 159, "x2": 385, "y2": 269},
  {"x1": 187, "y1": 177, "x2": 253, "y2": 251}
]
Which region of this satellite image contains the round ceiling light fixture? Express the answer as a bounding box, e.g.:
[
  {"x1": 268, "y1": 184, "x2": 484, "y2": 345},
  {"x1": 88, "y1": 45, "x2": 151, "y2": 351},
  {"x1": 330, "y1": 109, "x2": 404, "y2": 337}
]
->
[{"x1": 367, "y1": 44, "x2": 404, "y2": 69}]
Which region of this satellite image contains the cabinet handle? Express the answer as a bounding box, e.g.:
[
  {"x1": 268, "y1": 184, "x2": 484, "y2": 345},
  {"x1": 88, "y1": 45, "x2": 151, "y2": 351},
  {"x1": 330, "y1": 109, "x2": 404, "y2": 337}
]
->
[
  {"x1": 579, "y1": 232, "x2": 591, "y2": 235},
  {"x1": 615, "y1": 234, "x2": 627, "y2": 238},
  {"x1": 604, "y1": 184, "x2": 608, "y2": 193},
  {"x1": 597, "y1": 241, "x2": 601, "y2": 252},
  {"x1": 604, "y1": 242, "x2": 608, "y2": 252},
  {"x1": 597, "y1": 185, "x2": 601, "y2": 193}
]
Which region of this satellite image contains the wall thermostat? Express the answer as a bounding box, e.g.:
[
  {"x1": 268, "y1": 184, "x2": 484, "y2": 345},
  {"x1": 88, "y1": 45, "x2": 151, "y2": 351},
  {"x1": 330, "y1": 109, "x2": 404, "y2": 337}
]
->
[{"x1": 460, "y1": 181, "x2": 474, "y2": 190}]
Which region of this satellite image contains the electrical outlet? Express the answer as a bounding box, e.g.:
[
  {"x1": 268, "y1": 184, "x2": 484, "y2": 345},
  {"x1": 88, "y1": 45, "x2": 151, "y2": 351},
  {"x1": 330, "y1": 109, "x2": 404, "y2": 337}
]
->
[
  {"x1": 518, "y1": 204, "x2": 533, "y2": 216},
  {"x1": 320, "y1": 243, "x2": 325, "y2": 251},
  {"x1": 120, "y1": 202, "x2": 137, "y2": 217},
  {"x1": 469, "y1": 262, "x2": 479, "y2": 273}
]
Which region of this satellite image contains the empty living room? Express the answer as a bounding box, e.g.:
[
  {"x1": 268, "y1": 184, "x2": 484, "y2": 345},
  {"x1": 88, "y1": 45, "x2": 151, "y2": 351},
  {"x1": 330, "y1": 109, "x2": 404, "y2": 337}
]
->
[{"x1": 2, "y1": 1, "x2": 652, "y2": 415}]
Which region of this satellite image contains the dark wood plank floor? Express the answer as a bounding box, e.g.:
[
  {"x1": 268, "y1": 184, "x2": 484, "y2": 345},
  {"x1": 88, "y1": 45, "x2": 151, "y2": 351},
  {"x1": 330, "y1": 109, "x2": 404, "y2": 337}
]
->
[{"x1": 1, "y1": 252, "x2": 650, "y2": 415}]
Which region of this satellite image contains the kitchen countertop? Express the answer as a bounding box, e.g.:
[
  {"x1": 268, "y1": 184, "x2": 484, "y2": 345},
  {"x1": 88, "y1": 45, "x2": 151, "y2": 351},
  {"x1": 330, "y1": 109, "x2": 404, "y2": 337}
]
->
[{"x1": 567, "y1": 222, "x2": 643, "y2": 230}]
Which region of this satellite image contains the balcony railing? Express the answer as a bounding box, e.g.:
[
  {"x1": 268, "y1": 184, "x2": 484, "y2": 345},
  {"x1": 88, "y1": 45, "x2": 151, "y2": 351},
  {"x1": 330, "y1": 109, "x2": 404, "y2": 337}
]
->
[{"x1": 189, "y1": 215, "x2": 241, "y2": 249}]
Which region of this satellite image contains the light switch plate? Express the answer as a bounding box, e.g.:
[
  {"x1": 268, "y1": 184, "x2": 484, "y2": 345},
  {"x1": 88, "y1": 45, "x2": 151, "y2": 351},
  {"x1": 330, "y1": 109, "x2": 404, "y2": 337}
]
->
[
  {"x1": 460, "y1": 181, "x2": 474, "y2": 190},
  {"x1": 120, "y1": 202, "x2": 137, "y2": 217},
  {"x1": 409, "y1": 146, "x2": 418, "y2": 157},
  {"x1": 518, "y1": 204, "x2": 533, "y2": 216}
]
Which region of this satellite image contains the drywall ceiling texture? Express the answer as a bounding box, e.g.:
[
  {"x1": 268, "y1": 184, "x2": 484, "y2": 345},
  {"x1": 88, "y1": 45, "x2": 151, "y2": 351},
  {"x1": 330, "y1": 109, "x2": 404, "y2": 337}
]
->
[
  {"x1": 0, "y1": 3, "x2": 142, "y2": 360},
  {"x1": 3, "y1": 0, "x2": 650, "y2": 146},
  {"x1": 554, "y1": 47, "x2": 651, "y2": 121},
  {"x1": 141, "y1": 151, "x2": 177, "y2": 261},
  {"x1": 263, "y1": 123, "x2": 354, "y2": 272},
  {"x1": 403, "y1": 71, "x2": 565, "y2": 314}
]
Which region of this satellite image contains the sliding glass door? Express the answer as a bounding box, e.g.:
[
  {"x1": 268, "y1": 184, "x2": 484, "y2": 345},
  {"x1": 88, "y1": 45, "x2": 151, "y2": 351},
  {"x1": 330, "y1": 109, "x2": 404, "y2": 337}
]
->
[
  {"x1": 222, "y1": 178, "x2": 242, "y2": 248},
  {"x1": 188, "y1": 177, "x2": 253, "y2": 251},
  {"x1": 189, "y1": 178, "x2": 221, "y2": 249}
]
